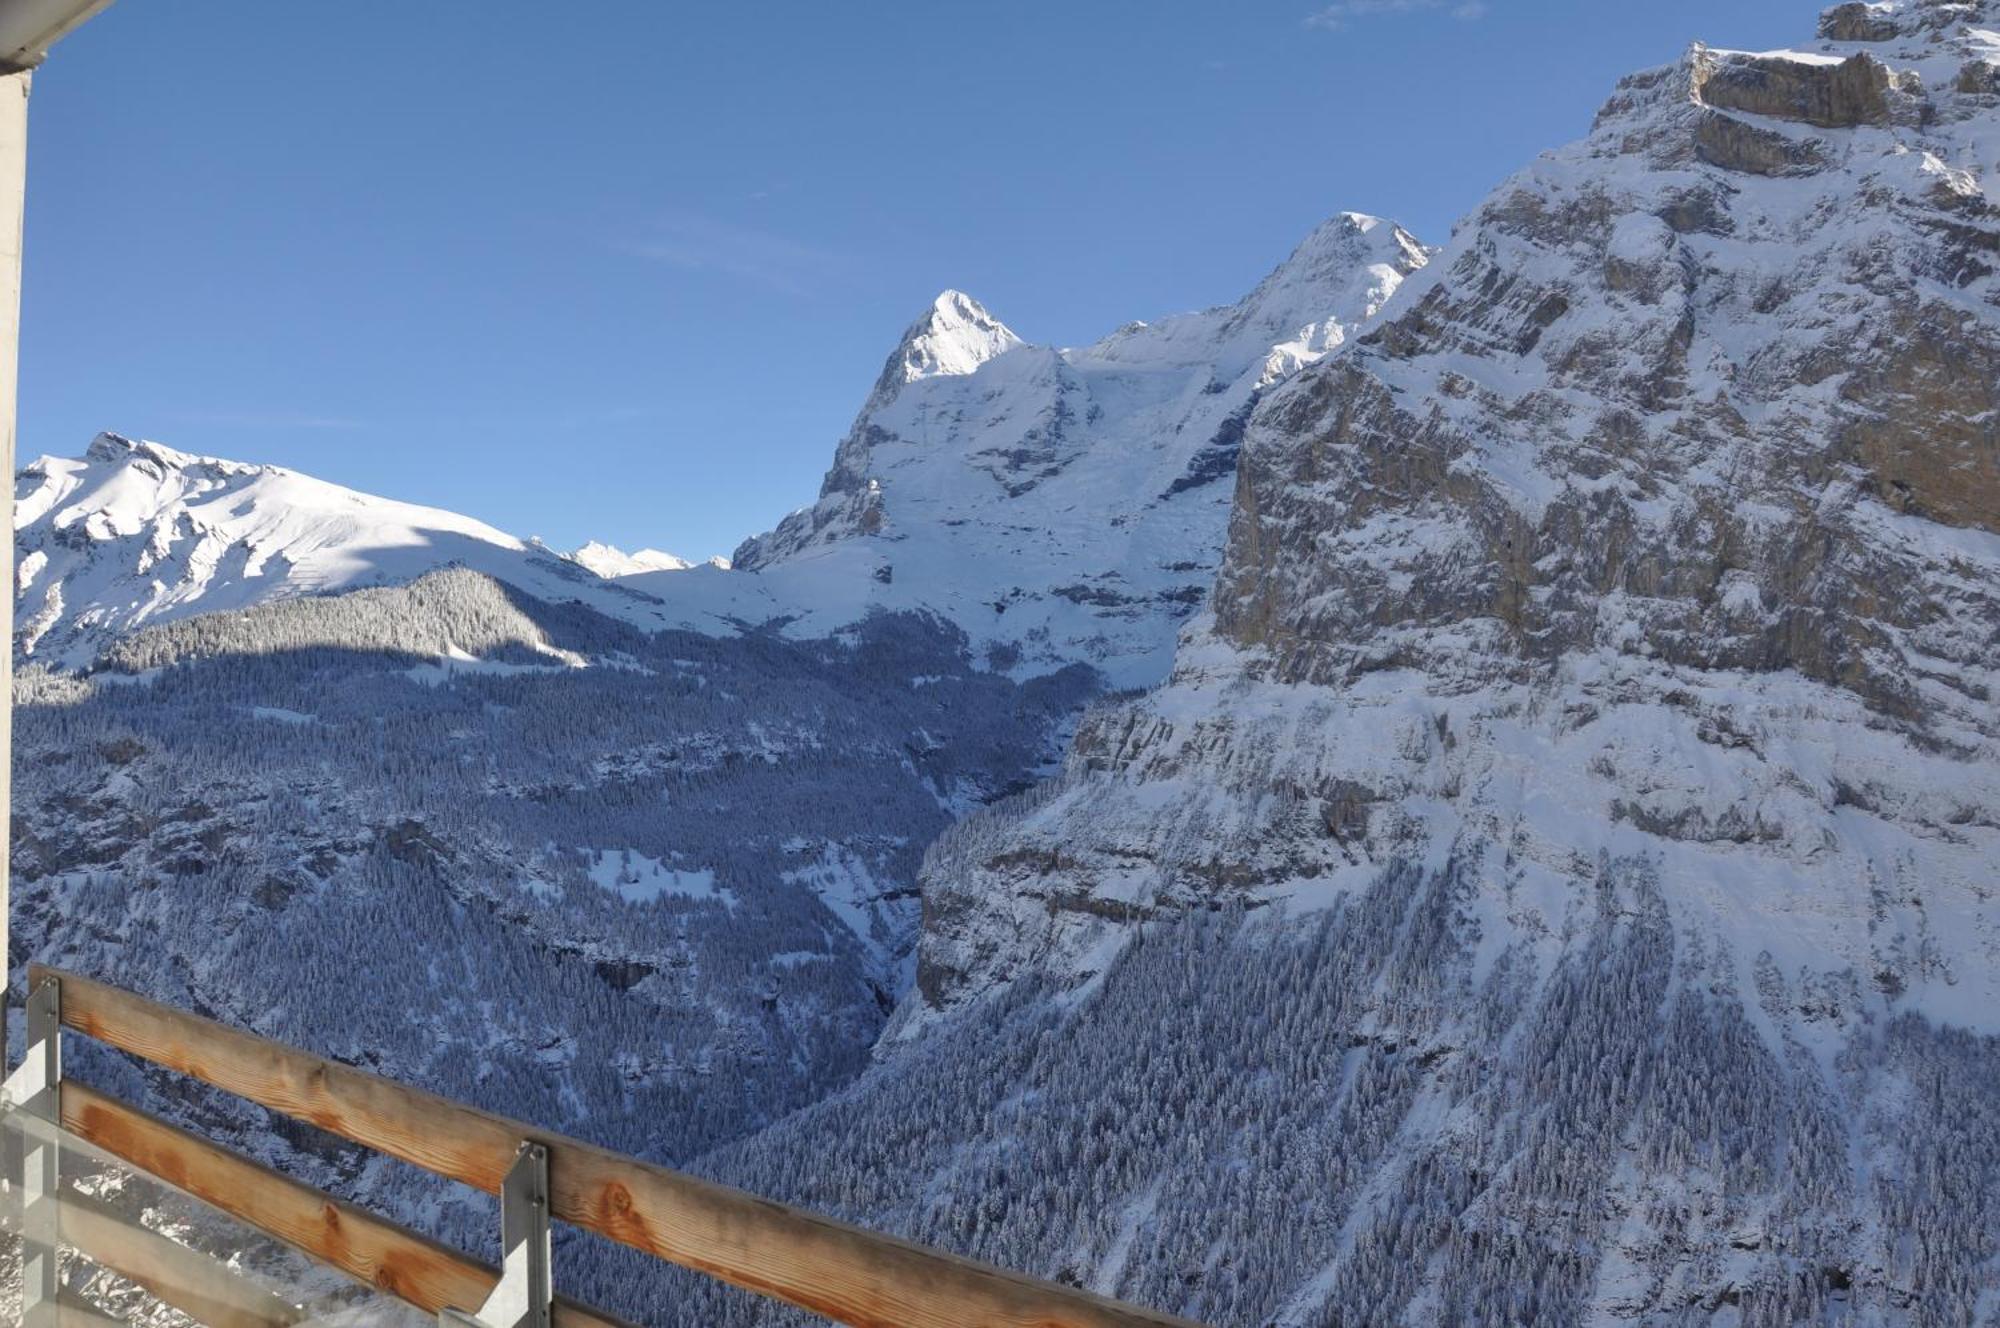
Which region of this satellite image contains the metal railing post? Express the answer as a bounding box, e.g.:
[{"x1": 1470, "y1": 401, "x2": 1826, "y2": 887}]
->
[
  {"x1": 5, "y1": 977, "x2": 63, "y2": 1327},
  {"x1": 441, "y1": 1141, "x2": 552, "y2": 1328},
  {"x1": 8, "y1": 975, "x2": 59, "y2": 1119}
]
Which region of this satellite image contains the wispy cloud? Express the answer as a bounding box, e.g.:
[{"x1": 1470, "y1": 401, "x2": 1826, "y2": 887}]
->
[
  {"x1": 617, "y1": 209, "x2": 845, "y2": 295},
  {"x1": 1305, "y1": 0, "x2": 1487, "y2": 30}
]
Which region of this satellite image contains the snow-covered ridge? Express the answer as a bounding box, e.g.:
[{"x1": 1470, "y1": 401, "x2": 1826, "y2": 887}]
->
[
  {"x1": 726, "y1": 211, "x2": 1430, "y2": 687},
  {"x1": 13, "y1": 432, "x2": 750, "y2": 668},
  {"x1": 21, "y1": 208, "x2": 1428, "y2": 690},
  {"x1": 1078, "y1": 211, "x2": 1429, "y2": 384},
  {"x1": 561, "y1": 540, "x2": 724, "y2": 578}
]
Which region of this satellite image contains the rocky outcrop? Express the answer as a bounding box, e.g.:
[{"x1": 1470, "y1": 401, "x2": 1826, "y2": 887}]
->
[
  {"x1": 1694, "y1": 107, "x2": 1829, "y2": 175},
  {"x1": 1695, "y1": 50, "x2": 1896, "y2": 129},
  {"x1": 881, "y1": 3, "x2": 2000, "y2": 1322},
  {"x1": 1821, "y1": 1, "x2": 1902, "y2": 40},
  {"x1": 1837, "y1": 312, "x2": 2000, "y2": 530}
]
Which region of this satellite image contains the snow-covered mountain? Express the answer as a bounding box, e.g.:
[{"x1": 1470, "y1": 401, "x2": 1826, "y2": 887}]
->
[
  {"x1": 915, "y1": 15, "x2": 2000, "y2": 1027},
  {"x1": 24, "y1": 2, "x2": 2000, "y2": 1320},
  {"x1": 12, "y1": 433, "x2": 764, "y2": 669},
  {"x1": 727, "y1": 213, "x2": 1429, "y2": 686},
  {"x1": 18, "y1": 212, "x2": 1427, "y2": 693},
  {"x1": 563, "y1": 541, "x2": 701, "y2": 578},
  {"x1": 680, "y1": 4, "x2": 2000, "y2": 1323},
  {"x1": 16, "y1": 434, "x2": 624, "y2": 667}
]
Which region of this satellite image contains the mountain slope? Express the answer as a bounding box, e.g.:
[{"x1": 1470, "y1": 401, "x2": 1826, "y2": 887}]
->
[
  {"x1": 921, "y1": 8, "x2": 2000, "y2": 1027},
  {"x1": 726, "y1": 214, "x2": 1429, "y2": 686},
  {"x1": 7, "y1": 206, "x2": 1435, "y2": 1300},
  {"x1": 13, "y1": 433, "x2": 753, "y2": 668},
  {"x1": 686, "y1": 4, "x2": 2000, "y2": 1323},
  {"x1": 14, "y1": 566, "x2": 1097, "y2": 1287}
]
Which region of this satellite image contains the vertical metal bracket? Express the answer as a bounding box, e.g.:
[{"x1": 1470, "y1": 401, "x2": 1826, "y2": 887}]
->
[
  {"x1": 5, "y1": 976, "x2": 61, "y2": 1120},
  {"x1": 5, "y1": 977, "x2": 62, "y2": 1328},
  {"x1": 440, "y1": 1141, "x2": 551, "y2": 1328}
]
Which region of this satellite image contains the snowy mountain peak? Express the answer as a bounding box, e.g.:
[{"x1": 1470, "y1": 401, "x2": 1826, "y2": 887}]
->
[
  {"x1": 730, "y1": 210, "x2": 1429, "y2": 682},
  {"x1": 82, "y1": 430, "x2": 178, "y2": 467},
  {"x1": 868, "y1": 290, "x2": 1023, "y2": 405},
  {"x1": 565, "y1": 541, "x2": 697, "y2": 578},
  {"x1": 69, "y1": 431, "x2": 261, "y2": 485},
  {"x1": 1290, "y1": 213, "x2": 1430, "y2": 296},
  {"x1": 1076, "y1": 209, "x2": 1429, "y2": 385},
  {"x1": 1216, "y1": 210, "x2": 1429, "y2": 376},
  {"x1": 1291, "y1": 210, "x2": 1423, "y2": 265}
]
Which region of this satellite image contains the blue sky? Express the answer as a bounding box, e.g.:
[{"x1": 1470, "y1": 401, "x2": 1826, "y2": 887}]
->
[{"x1": 23, "y1": 1, "x2": 1801, "y2": 560}]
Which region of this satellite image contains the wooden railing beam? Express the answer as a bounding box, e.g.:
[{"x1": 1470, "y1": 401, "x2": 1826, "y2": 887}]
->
[
  {"x1": 34, "y1": 965, "x2": 1202, "y2": 1328},
  {"x1": 60, "y1": 1081, "x2": 628, "y2": 1328}
]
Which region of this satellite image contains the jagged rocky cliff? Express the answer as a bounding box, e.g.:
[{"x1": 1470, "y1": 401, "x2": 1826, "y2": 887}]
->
[
  {"x1": 684, "y1": 5, "x2": 2000, "y2": 1325},
  {"x1": 920, "y1": 2, "x2": 2000, "y2": 1022},
  {"x1": 729, "y1": 214, "x2": 1429, "y2": 686}
]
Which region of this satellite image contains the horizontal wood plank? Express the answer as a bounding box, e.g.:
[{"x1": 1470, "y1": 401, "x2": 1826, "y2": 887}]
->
[
  {"x1": 36, "y1": 964, "x2": 1204, "y2": 1328},
  {"x1": 57, "y1": 1186, "x2": 303, "y2": 1328},
  {"x1": 61, "y1": 1081, "x2": 628, "y2": 1328}
]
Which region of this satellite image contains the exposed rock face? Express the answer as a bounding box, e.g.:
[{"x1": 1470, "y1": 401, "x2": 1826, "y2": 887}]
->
[
  {"x1": 1204, "y1": 22, "x2": 2000, "y2": 717},
  {"x1": 1693, "y1": 106, "x2": 1829, "y2": 175},
  {"x1": 936, "y1": 0, "x2": 2000, "y2": 996},
  {"x1": 1821, "y1": 1, "x2": 1903, "y2": 41},
  {"x1": 1696, "y1": 49, "x2": 1897, "y2": 129},
  {"x1": 815, "y1": 3, "x2": 2000, "y2": 1322},
  {"x1": 1601, "y1": 44, "x2": 1929, "y2": 178}
]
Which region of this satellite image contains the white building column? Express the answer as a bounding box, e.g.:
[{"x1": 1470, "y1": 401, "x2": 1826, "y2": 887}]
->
[
  {"x1": 0, "y1": 0, "x2": 119, "y2": 1069},
  {"x1": 0, "y1": 66, "x2": 25, "y2": 1066}
]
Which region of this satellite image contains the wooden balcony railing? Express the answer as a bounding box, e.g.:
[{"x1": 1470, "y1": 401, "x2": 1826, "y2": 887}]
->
[{"x1": 23, "y1": 965, "x2": 1204, "y2": 1328}]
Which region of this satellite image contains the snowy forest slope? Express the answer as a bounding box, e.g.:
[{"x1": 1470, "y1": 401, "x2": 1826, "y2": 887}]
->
[
  {"x1": 680, "y1": 3, "x2": 2000, "y2": 1324},
  {"x1": 12, "y1": 568, "x2": 1094, "y2": 1269}
]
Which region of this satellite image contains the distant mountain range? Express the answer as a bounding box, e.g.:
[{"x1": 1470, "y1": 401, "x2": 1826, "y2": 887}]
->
[
  {"x1": 561, "y1": 541, "x2": 728, "y2": 578},
  {"x1": 18, "y1": 211, "x2": 1424, "y2": 690}
]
